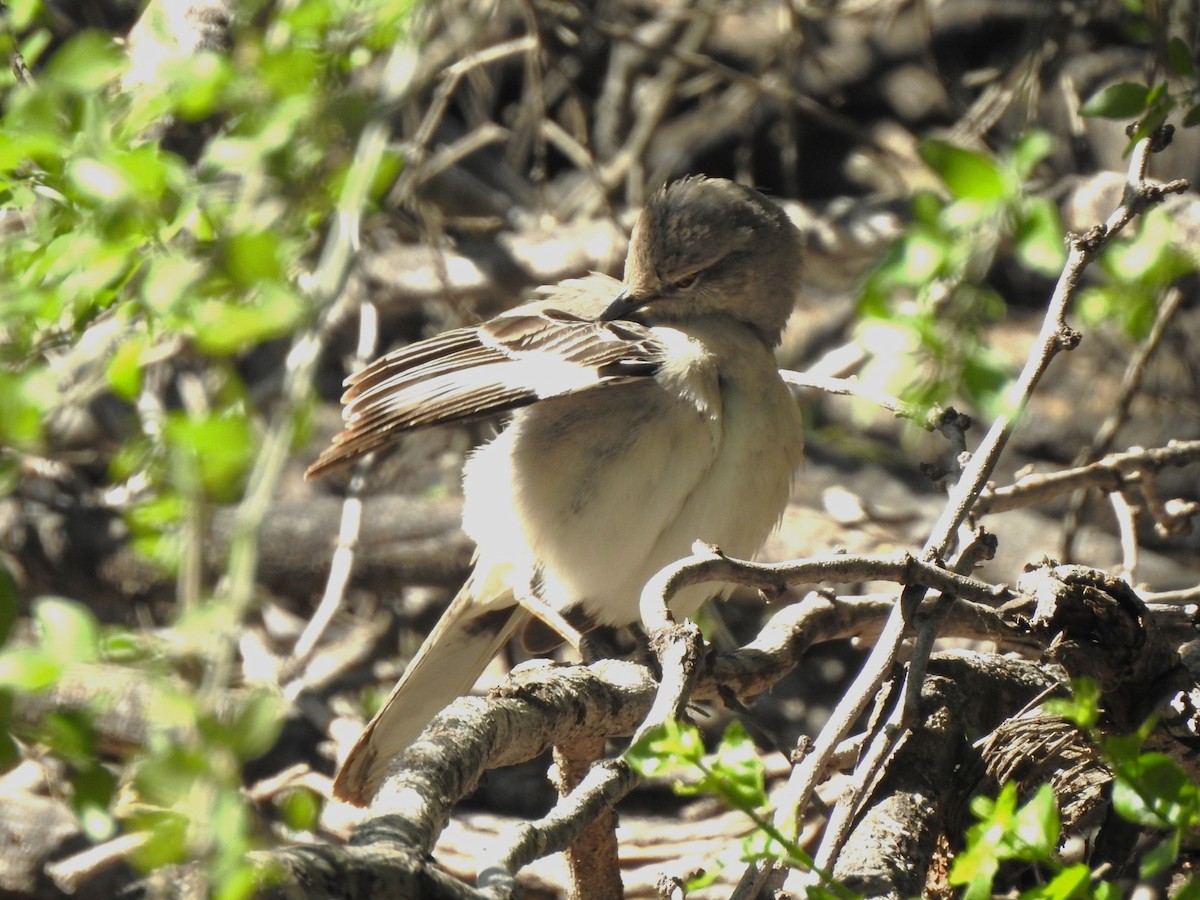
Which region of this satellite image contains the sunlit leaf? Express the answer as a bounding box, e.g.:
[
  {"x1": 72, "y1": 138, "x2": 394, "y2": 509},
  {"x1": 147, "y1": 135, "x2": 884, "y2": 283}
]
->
[
  {"x1": 0, "y1": 648, "x2": 63, "y2": 691},
  {"x1": 169, "y1": 52, "x2": 234, "y2": 121},
  {"x1": 106, "y1": 334, "x2": 148, "y2": 400},
  {"x1": 279, "y1": 788, "x2": 321, "y2": 832},
  {"x1": 1111, "y1": 752, "x2": 1200, "y2": 829},
  {"x1": 711, "y1": 721, "x2": 767, "y2": 810},
  {"x1": 1011, "y1": 130, "x2": 1055, "y2": 180},
  {"x1": 222, "y1": 231, "x2": 283, "y2": 286},
  {"x1": 228, "y1": 690, "x2": 283, "y2": 761},
  {"x1": 165, "y1": 412, "x2": 256, "y2": 501},
  {"x1": 130, "y1": 811, "x2": 190, "y2": 869},
  {"x1": 0, "y1": 565, "x2": 17, "y2": 647},
  {"x1": 1140, "y1": 833, "x2": 1180, "y2": 878},
  {"x1": 0, "y1": 369, "x2": 47, "y2": 448},
  {"x1": 67, "y1": 157, "x2": 133, "y2": 205},
  {"x1": 34, "y1": 597, "x2": 100, "y2": 665},
  {"x1": 1033, "y1": 863, "x2": 1090, "y2": 899},
  {"x1": 4, "y1": 0, "x2": 43, "y2": 31},
  {"x1": 190, "y1": 286, "x2": 306, "y2": 355},
  {"x1": 1014, "y1": 196, "x2": 1066, "y2": 276},
  {"x1": 626, "y1": 719, "x2": 705, "y2": 777},
  {"x1": 919, "y1": 140, "x2": 1009, "y2": 202},
  {"x1": 1080, "y1": 81, "x2": 1151, "y2": 119},
  {"x1": 1043, "y1": 678, "x2": 1100, "y2": 730},
  {"x1": 1012, "y1": 785, "x2": 1059, "y2": 856},
  {"x1": 42, "y1": 31, "x2": 126, "y2": 92}
]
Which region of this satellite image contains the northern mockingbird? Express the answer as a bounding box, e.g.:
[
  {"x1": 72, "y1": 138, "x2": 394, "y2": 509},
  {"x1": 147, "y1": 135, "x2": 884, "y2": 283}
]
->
[{"x1": 308, "y1": 176, "x2": 804, "y2": 804}]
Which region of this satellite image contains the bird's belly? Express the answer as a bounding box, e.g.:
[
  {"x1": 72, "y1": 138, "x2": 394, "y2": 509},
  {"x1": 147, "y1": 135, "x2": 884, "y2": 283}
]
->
[{"x1": 461, "y1": 372, "x2": 802, "y2": 628}]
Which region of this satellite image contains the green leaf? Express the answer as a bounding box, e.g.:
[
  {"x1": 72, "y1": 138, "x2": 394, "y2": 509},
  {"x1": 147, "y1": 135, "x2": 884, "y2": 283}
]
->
[
  {"x1": 1080, "y1": 82, "x2": 1151, "y2": 119},
  {"x1": 4, "y1": 0, "x2": 43, "y2": 31},
  {"x1": 1111, "y1": 752, "x2": 1200, "y2": 829},
  {"x1": 1014, "y1": 196, "x2": 1066, "y2": 276},
  {"x1": 40, "y1": 709, "x2": 99, "y2": 768},
  {"x1": 133, "y1": 743, "x2": 208, "y2": 807},
  {"x1": 190, "y1": 286, "x2": 306, "y2": 355},
  {"x1": 1013, "y1": 785, "x2": 1059, "y2": 856},
  {"x1": 279, "y1": 788, "x2": 321, "y2": 832},
  {"x1": 625, "y1": 719, "x2": 705, "y2": 777},
  {"x1": 950, "y1": 843, "x2": 1000, "y2": 900},
  {"x1": 100, "y1": 631, "x2": 145, "y2": 663},
  {"x1": 221, "y1": 230, "x2": 284, "y2": 286},
  {"x1": 139, "y1": 253, "x2": 205, "y2": 316},
  {"x1": 953, "y1": 783, "x2": 1068, "y2": 898},
  {"x1": 1168, "y1": 37, "x2": 1197, "y2": 77},
  {"x1": 168, "y1": 52, "x2": 234, "y2": 121},
  {"x1": 710, "y1": 721, "x2": 768, "y2": 810},
  {"x1": 962, "y1": 345, "x2": 1012, "y2": 415},
  {"x1": 66, "y1": 157, "x2": 133, "y2": 205},
  {"x1": 1104, "y1": 209, "x2": 1192, "y2": 285},
  {"x1": 165, "y1": 412, "x2": 256, "y2": 502},
  {"x1": 1044, "y1": 678, "x2": 1100, "y2": 730},
  {"x1": 131, "y1": 811, "x2": 190, "y2": 869},
  {"x1": 0, "y1": 648, "x2": 63, "y2": 691},
  {"x1": 1011, "y1": 130, "x2": 1055, "y2": 180},
  {"x1": 0, "y1": 370, "x2": 47, "y2": 449},
  {"x1": 1123, "y1": 92, "x2": 1174, "y2": 152},
  {"x1": 42, "y1": 31, "x2": 127, "y2": 93},
  {"x1": 34, "y1": 597, "x2": 100, "y2": 665},
  {"x1": 228, "y1": 690, "x2": 283, "y2": 760},
  {"x1": 0, "y1": 697, "x2": 19, "y2": 772},
  {"x1": 1026, "y1": 863, "x2": 1089, "y2": 900},
  {"x1": 106, "y1": 334, "x2": 148, "y2": 400},
  {"x1": 1184, "y1": 104, "x2": 1200, "y2": 129},
  {"x1": 1140, "y1": 832, "x2": 1180, "y2": 878},
  {"x1": 919, "y1": 140, "x2": 1009, "y2": 202}
]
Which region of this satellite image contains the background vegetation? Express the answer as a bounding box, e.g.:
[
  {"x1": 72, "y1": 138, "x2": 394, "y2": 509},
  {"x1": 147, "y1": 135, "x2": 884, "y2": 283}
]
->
[{"x1": 1, "y1": 0, "x2": 1198, "y2": 897}]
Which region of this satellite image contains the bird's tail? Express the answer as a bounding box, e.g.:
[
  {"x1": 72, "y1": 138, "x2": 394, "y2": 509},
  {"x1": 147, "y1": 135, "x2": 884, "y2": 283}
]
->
[{"x1": 332, "y1": 573, "x2": 526, "y2": 805}]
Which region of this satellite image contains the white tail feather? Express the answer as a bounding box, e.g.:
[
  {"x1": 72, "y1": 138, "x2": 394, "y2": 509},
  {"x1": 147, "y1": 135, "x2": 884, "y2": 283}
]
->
[{"x1": 333, "y1": 579, "x2": 525, "y2": 805}]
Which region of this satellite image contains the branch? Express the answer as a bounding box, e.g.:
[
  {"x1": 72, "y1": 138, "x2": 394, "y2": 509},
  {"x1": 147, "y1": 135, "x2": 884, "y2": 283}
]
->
[
  {"x1": 976, "y1": 440, "x2": 1200, "y2": 516},
  {"x1": 737, "y1": 134, "x2": 1191, "y2": 891}
]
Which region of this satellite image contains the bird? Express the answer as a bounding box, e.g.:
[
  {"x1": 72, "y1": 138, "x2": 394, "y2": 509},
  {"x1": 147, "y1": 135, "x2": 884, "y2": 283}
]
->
[{"x1": 307, "y1": 176, "x2": 805, "y2": 805}]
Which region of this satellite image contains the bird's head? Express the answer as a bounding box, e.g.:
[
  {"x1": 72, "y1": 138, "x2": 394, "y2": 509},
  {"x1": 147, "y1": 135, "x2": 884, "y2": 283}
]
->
[{"x1": 601, "y1": 176, "x2": 803, "y2": 345}]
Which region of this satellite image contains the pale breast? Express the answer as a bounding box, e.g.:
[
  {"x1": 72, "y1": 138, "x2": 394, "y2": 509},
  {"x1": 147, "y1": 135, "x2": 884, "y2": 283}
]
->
[{"x1": 460, "y1": 317, "x2": 802, "y2": 629}]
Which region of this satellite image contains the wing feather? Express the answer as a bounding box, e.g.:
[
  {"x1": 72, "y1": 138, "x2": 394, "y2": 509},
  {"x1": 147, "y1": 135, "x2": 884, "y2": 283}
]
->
[{"x1": 306, "y1": 292, "x2": 666, "y2": 478}]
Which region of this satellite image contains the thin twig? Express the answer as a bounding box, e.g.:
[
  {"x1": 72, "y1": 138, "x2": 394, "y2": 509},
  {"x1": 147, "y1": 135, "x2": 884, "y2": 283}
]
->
[
  {"x1": 45, "y1": 832, "x2": 151, "y2": 894},
  {"x1": 1060, "y1": 283, "x2": 1187, "y2": 558},
  {"x1": 780, "y1": 369, "x2": 942, "y2": 429},
  {"x1": 286, "y1": 306, "x2": 379, "y2": 684},
  {"x1": 975, "y1": 439, "x2": 1200, "y2": 515},
  {"x1": 1110, "y1": 489, "x2": 1141, "y2": 585}
]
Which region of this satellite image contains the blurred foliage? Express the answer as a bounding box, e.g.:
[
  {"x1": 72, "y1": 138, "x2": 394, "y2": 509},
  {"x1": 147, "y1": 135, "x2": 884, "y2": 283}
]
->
[
  {"x1": 0, "y1": 0, "x2": 1196, "y2": 895},
  {"x1": 0, "y1": 0, "x2": 416, "y2": 895},
  {"x1": 1080, "y1": 2, "x2": 1200, "y2": 147},
  {"x1": 1078, "y1": 207, "x2": 1195, "y2": 339},
  {"x1": 856, "y1": 2, "x2": 1200, "y2": 420},
  {"x1": 856, "y1": 132, "x2": 1065, "y2": 419}
]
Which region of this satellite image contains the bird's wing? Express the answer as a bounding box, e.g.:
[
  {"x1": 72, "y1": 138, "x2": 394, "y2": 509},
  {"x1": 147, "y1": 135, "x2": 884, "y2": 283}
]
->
[{"x1": 306, "y1": 281, "x2": 663, "y2": 477}]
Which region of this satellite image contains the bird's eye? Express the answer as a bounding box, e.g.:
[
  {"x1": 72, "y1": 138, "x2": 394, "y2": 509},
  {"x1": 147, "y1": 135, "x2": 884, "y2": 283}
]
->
[{"x1": 674, "y1": 273, "x2": 699, "y2": 290}]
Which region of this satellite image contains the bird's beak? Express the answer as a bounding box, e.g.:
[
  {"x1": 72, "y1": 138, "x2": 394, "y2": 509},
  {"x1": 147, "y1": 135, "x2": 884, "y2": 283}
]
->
[{"x1": 599, "y1": 288, "x2": 650, "y2": 321}]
